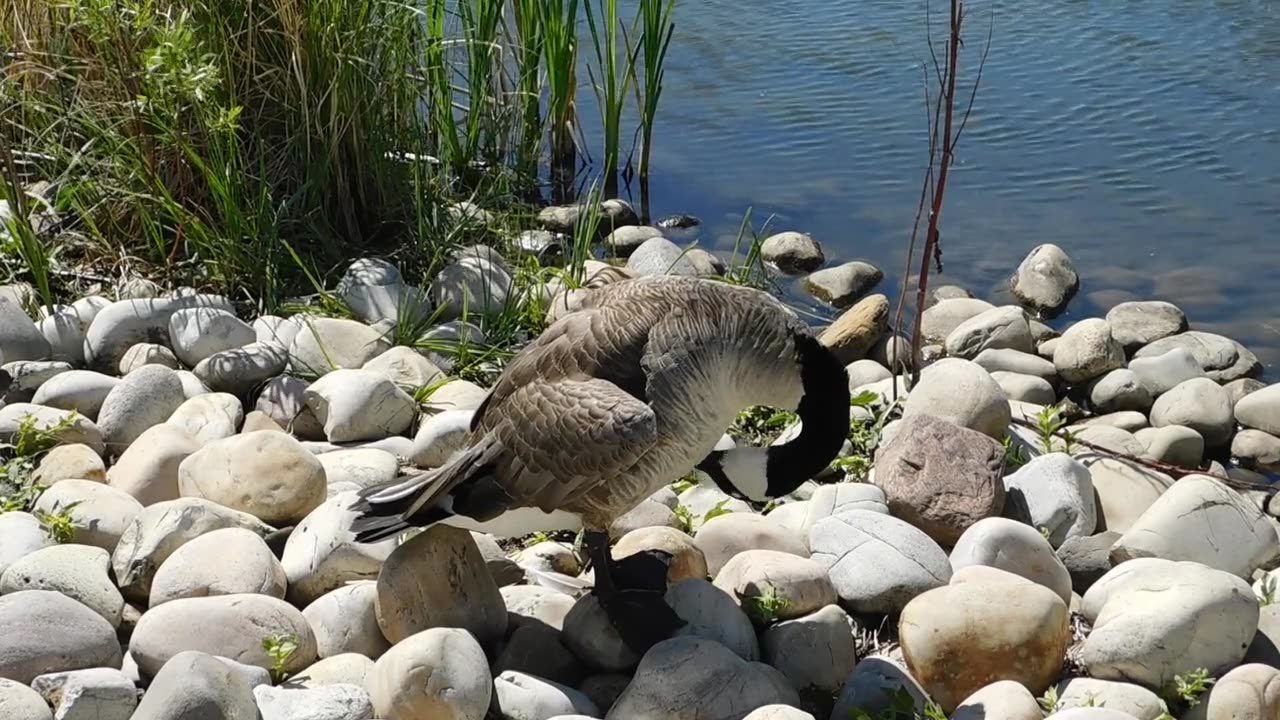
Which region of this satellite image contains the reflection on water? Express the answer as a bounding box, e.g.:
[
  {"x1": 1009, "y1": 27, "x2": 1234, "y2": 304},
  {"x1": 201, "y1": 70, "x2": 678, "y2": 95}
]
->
[{"x1": 575, "y1": 0, "x2": 1280, "y2": 370}]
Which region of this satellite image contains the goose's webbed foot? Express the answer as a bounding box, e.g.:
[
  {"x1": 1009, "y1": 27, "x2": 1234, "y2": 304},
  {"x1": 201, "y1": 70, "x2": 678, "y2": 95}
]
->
[{"x1": 584, "y1": 529, "x2": 685, "y2": 654}]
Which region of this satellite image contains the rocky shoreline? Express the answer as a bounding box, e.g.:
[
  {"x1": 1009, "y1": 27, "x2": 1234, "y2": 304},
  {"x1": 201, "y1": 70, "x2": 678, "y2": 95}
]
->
[{"x1": 1, "y1": 197, "x2": 1279, "y2": 720}]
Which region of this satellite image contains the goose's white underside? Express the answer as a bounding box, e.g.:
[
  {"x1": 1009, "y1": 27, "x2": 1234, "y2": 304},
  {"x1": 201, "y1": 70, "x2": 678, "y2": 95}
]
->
[{"x1": 439, "y1": 506, "x2": 585, "y2": 538}]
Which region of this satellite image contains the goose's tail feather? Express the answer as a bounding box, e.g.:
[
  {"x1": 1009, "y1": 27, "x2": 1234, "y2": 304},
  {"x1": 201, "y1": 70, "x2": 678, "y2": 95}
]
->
[{"x1": 348, "y1": 434, "x2": 504, "y2": 545}]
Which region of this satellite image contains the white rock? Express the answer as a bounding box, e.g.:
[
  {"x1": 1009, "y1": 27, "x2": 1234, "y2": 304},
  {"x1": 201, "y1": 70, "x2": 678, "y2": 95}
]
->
[
  {"x1": 287, "y1": 653, "x2": 376, "y2": 694},
  {"x1": 1128, "y1": 346, "x2": 1206, "y2": 396},
  {"x1": 493, "y1": 670, "x2": 600, "y2": 720},
  {"x1": 743, "y1": 705, "x2": 815, "y2": 720},
  {"x1": 167, "y1": 392, "x2": 243, "y2": 445},
  {"x1": 303, "y1": 581, "x2": 391, "y2": 660},
  {"x1": 178, "y1": 431, "x2": 326, "y2": 525},
  {"x1": 1088, "y1": 369, "x2": 1153, "y2": 414},
  {"x1": 105, "y1": 424, "x2": 201, "y2": 506},
  {"x1": 318, "y1": 449, "x2": 400, "y2": 494},
  {"x1": 254, "y1": 683, "x2": 374, "y2": 720},
  {"x1": 420, "y1": 379, "x2": 488, "y2": 413},
  {"x1": 1053, "y1": 319, "x2": 1126, "y2": 384},
  {"x1": 129, "y1": 650, "x2": 259, "y2": 720},
  {"x1": 0, "y1": 512, "x2": 54, "y2": 577},
  {"x1": 130, "y1": 594, "x2": 317, "y2": 678},
  {"x1": 992, "y1": 370, "x2": 1056, "y2": 404},
  {"x1": 1236, "y1": 384, "x2": 1280, "y2": 435},
  {"x1": 33, "y1": 479, "x2": 142, "y2": 552},
  {"x1": 901, "y1": 358, "x2": 1010, "y2": 439},
  {"x1": 193, "y1": 343, "x2": 289, "y2": 395},
  {"x1": 1003, "y1": 453, "x2": 1096, "y2": 548},
  {"x1": 30, "y1": 667, "x2": 136, "y2": 720},
  {"x1": 1055, "y1": 678, "x2": 1167, "y2": 719},
  {"x1": 255, "y1": 375, "x2": 325, "y2": 439},
  {"x1": 1081, "y1": 457, "x2": 1174, "y2": 533},
  {"x1": 0, "y1": 590, "x2": 122, "y2": 685},
  {"x1": 281, "y1": 492, "x2": 397, "y2": 605},
  {"x1": 411, "y1": 409, "x2": 474, "y2": 468},
  {"x1": 1010, "y1": 243, "x2": 1078, "y2": 314},
  {"x1": 111, "y1": 497, "x2": 275, "y2": 602},
  {"x1": 944, "y1": 305, "x2": 1035, "y2": 359},
  {"x1": 337, "y1": 258, "x2": 431, "y2": 327},
  {"x1": 305, "y1": 369, "x2": 416, "y2": 442},
  {"x1": 692, "y1": 513, "x2": 807, "y2": 576},
  {"x1": 169, "y1": 307, "x2": 255, "y2": 366},
  {"x1": 431, "y1": 256, "x2": 514, "y2": 321},
  {"x1": 1150, "y1": 377, "x2": 1235, "y2": 448},
  {"x1": 1135, "y1": 425, "x2": 1205, "y2": 467},
  {"x1": 149, "y1": 526, "x2": 287, "y2": 606},
  {"x1": 950, "y1": 517, "x2": 1073, "y2": 603},
  {"x1": 362, "y1": 346, "x2": 444, "y2": 392},
  {"x1": 0, "y1": 544, "x2": 124, "y2": 627},
  {"x1": 96, "y1": 364, "x2": 186, "y2": 454},
  {"x1": 1105, "y1": 300, "x2": 1187, "y2": 352},
  {"x1": 254, "y1": 315, "x2": 303, "y2": 351},
  {"x1": 1233, "y1": 429, "x2": 1280, "y2": 470},
  {"x1": 118, "y1": 342, "x2": 178, "y2": 374},
  {"x1": 84, "y1": 295, "x2": 234, "y2": 372},
  {"x1": 175, "y1": 370, "x2": 211, "y2": 399},
  {"x1": 30, "y1": 370, "x2": 118, "y2": 420},
  {"x1": 921, "y1": 298, "x2": 995, "y2": 344},
  {"x1": 0, "y1": 296, "x2": 51, "y2": 362},
  {"x1": 952, "y1": 680, "x2": 1043, "y2": 720},
  {"x1": 1111, "y1": 474, "x2": 1279, "y2": 577},
  {"x1": 798, "y1": 483, "x2": 888, "y2": 540},
  {"x1": 369, "y1": 627, "x2": 492, "y2": 720},
  {"x1": 0, "y1": 677, "x2": 51, "y2": 720},
  {"x1": 808, "y1": 509, "x2": 951, "y2": 614},
  {"x1": 288, "y1": 318, "x2": 390, "y2": 376}
]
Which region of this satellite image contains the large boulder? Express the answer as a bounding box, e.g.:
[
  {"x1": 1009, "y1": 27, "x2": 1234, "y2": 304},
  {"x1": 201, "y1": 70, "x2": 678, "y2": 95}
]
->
[
  {"x1": 0, "y1": 590, "x2": 122, "y2": 684},
  {"x1": 178, "y1": 431, "x2": 326, "y2": 525}
]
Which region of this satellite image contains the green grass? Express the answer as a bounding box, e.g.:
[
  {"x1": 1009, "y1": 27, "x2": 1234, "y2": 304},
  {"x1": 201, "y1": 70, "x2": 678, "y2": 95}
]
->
[
  {"x1": 584, "y1": 0, "x2": 635, "y2": 191},
  {"x1": 627, "y1": 0, "x2": 676, "y2": 181}
]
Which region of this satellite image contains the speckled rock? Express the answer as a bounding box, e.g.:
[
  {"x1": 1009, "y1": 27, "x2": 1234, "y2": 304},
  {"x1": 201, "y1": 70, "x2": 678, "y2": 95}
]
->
[
  {"x1": 0, "y1": 544, "x2": 123, "y2": 627},
  {"x1": 1053, "y1": 319, "x2": 1126, "y2": 384},
  {"x1": 369, "y1": 627, "x2": 492, "y2": 720},
  {"x1": 96, "y1": 363, "x2": 186, "y2": 453},
  {"x1": 901, "y1": 358, "x2": 1010, "y2": 439},
  {"x1": 0, "y1": 677, "x2": 51, "y2": 720}
]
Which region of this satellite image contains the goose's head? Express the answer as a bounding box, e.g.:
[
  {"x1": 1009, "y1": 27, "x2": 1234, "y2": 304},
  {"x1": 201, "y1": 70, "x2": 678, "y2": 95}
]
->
[{"x1": 697, "y1": 330, "x2": 851, "y2": 502}]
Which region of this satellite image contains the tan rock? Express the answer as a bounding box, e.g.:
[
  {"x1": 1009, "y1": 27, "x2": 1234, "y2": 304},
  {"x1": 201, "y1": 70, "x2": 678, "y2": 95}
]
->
[
  {"x1": 612, "y1": 526, "x2": 708, "y2": 584},
  {"x1": 899, "y1": 580, "x2": 1070, "y2": 712},
  {"x1": 32, "y1": 444, "x2": 105, "y2": 485},
  {"x1": 178, "y1": 431, "x2": 326, "y2": 525},
  {"x1": 713, "y1": 550, "x2": 838, "y2": 622},
  {"x1": 818, "y1": 294, "x2": 890, "y2": 364},
  {"x1": 241, "y1": 410, "x2": 287, "y2": 433},
  {"x1": 106, "y1": 424, "x2": 201, "y2": 506},
  {"x1": 693, "y1": 513, "x2": 808, "y2": 577},
  {"x1": 369, "y1": 627, "x2": 491, "y2": 720}
]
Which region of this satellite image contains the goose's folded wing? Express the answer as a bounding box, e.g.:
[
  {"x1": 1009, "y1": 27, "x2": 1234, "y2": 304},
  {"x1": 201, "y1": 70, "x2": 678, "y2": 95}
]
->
[{"x1": 492, "y1": 377, "x2": 658, "y2": 511}]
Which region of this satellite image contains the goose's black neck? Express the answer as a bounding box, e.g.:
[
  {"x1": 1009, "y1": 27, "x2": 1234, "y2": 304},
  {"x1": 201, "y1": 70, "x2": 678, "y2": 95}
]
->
[{"x1": 764, "y1": 331, "x2": 851, "y2": 496}]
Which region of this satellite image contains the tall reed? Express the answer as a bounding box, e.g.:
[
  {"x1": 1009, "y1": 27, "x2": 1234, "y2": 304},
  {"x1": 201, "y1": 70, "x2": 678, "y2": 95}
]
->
[
  {"x1": 539, "y1": 0, "x2": 581, "y2": 185},
  {"x1": 630, "y1": 0, "x2": 676, "y2": 181},
  {"x1": 511, "y1": 0, "x2": 545, "y2": 173},
  {"x1": 584, "y1": 0, "x2": 635, "y2": 193}
]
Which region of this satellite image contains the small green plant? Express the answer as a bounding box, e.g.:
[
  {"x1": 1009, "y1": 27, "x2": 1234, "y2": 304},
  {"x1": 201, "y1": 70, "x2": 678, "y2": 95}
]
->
[
  {"x1": 1038, "y1": 686, "x2": 1061, "y2": 714},
  {"x1": 1034, "y1": 403, "x2": 1077, "y2": 454},
  {"x1": 673, "y1": 504, "x2": 694, "y2": 533},
  {"x1": 848, "y1": 686, "x2": 941, "y2": 720},
  {"x1": 1002, "y1": 435, "x2": 1029, "y2": 469},
  {"x1": 34, "y1": 501, "x2": 82, "y2": 543},
  {"x1": 1039, "y1": 526, "x2": 1053, "y2": 542},
  {"x1": 741, "y1": 585, "x2": 790, "y2": 625},
  {"x1": 670, "y1": 472, "x2": 699, "y2": 495},
  {"x1": 262, "y1": 633, "x2": 300, "y2": 684},
  {"x1": 730, "y1": 405, "x2": 799, "y2": 446},
  {"x1": 522, "y1": 530, "x2": 554, "y2": 548},
  {"x1": 702, "y1": 499, "x2": 733, "y2": 524},
  {"x1": 1162, "y1": 668, "x2": 1215, "y2": 709},
  {"x1": 1260, "y1": 573, "x2": 1278, "y2": 607}
]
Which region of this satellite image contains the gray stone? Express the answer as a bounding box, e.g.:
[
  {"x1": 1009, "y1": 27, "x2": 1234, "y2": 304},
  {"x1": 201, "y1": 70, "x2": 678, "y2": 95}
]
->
[
  {"x1": 105, "y1": 424, "x2": 200, "y2": 506},
  {"x1": 30, "y1": 370, "x2": 118, "y2": 420},
  {"x1": 30, "y1": 667, "x2": 136, "y2": 720},
  {"x1": 809, "y1": 509, "x2": 951, "y2": 614},
  {"x1": 1105, "y1": 301, "x2": 1187, "y2": 352},
  {"x1": 0, "y1": 544, "x2": 124, "y2": 628},
  {"x1": 254, "y1": 683, "x2": 374, "y2": 720},
  {"x1": 288, "y1": 317, "x2": 390, "y2": 376},
  {"x1": 318, "y1": 449, "x2": 399, "y2": 495},
  {"x1": 149, "y1": 526, "x2": 287, "y2": 606},
  {"x1": 992, "y1": 371, "x2": 1056, "y2": 404},
  {"x1": 118, "y1": 343, "x2": 178, "y2": 374},
  {"x1": 0, "y1": 512, "x2": 54, "y2": 577},
  {"x1": 130, "y1": 593, "x2": 317, "y2": 678},
  {"x1": 305, "y1": 369, "x2": 416, "y2": 443},
  {"x1": 0, "y1": 590, "x2": 122, "y2": 684},
  {"x1": 818, "y1": 294, "x2": 890, "y2": 364},
  {"x1": 1111, "y1": 474, "x2": 1278, "y2": 577},
  {"x1": 130, "y1": 650, "x2": 258, "y2": 720},
  {"x1": 96, "y1": 364, "x2": 186, "y2": 454},
  {"x1": 0, "y1": 404, "x2": 104, "y2": 455},
  {"x1": 562, "y1": 596, "x2": 638, "y2": 672},
  {"x1": 831, "y1": 656, "x2": 930, "y2": 720},
  {"x1": 368, "y1": 627, "x2": 492, "y2": 720},
  {"x1": 1129, "y1": 347, "x2": 1206, "y2": 398},
  {"x1": 1135, "y1": 331, "x2": 1261, "y2": 383},
  {"x1": 1075, "y1": 411, "x2": 1150, "y2": 433},
  {"x1": 1053, "y1": 319, "x2": 1126, "y2": 384},
  {"x1": 286, "y1": 653, "x2": 375, "y2": 694},
  {"x1": 1080, "y1": 558, "x2": 1258, "y2": 687},
  {"x1": 944, "y1": 305, "x2": 1034, "y2": 359},
  {"x1": 168, "y1": 307, "x2": 255, "y2": 367},
  {"x1": 1055, "y1": 678, "x2": 1167, "y2": 719},
  {"x1": 179, "y1": 430, "x2": 325, "y2": 525},
  {"x1": 1236, "y1": 384, "x2": 1280, "y2": 435},
  {"x1": 844, "y1": 360, "x2": 892, "y2": 392},
  {"x1": 1088, "y1": 369, "x2": 1153, "y2": 414},
  {"x1": 1135, "y1": 424, "x2": 1205, "y2": 467},
  {"x1": 494, "y1": 624, "x2": 584, "y2": 687},
  {"x1": 1226, "y1": 378, "x2": 1267, "y2": 409},
  {"x1": 798, "y1": 484, "x2": 889, "y2": 539},
  {"x1": 175, "y1": 370, "x2": 210, "y2": 399},
  {"x1": 255, "y1": 375, "x2": 325, "y2": 439},
  {"x1": 1234, "y1": 429, "x2": 1280, "y2": 470},
  {"x1": 760, "y1": 604, "x2": 857, "y2": 693},
  {"x1": 901, "y1": 358, "x2": 1010, "y2": 439},
  {"x1": 0, "y1": 296, "x2": 51, "y2": 361},
  {"x1": 112, "y1": 497, "x2": 275, "y2": 602},
  {"x1": 606, "y1": 637, "x2": 798, "y2": 719},
  {"x1": 921, "y1": 298, "x2": 995, "y2": 344},
  {"x1": 419, "y1": 378, "x2": 488, "y2": 413},
  {"x1": 952, "y1": 681, "x2": 1043, "y2": 720},
  {"x1": 973, "y1": 348, "x2": 1057, "y2": 379},
  {"x1": 873, "y1": 413, "x2": 1005, "y2": 545},
  {"x1": 759, "y1": 231, "x2": 824, "y2": 274},
  {"x1": 84, "y1": 295, "x2": 234, "y2": 372},
  {"x1": 1150, "y1": 377, "x2": 1235, "y2": 448},
  {"x1": 503, "y1": 585, "x2": 576, "y2": 633},
  {"x1": 254, "y1": 315, "x2": 303, "y2": 351},
  {"x1": 281, "y1": 492, "x2": 397, "y2": 605},
  {"x1": 193, "y1": 343, "x2": 288, "y2": 396},
  {"x1": 410, "y1": 409, "x2": 474, "y2": 468},
  {"x1": 604, "y1": 225, "x2": 664, "y2": 257},
  {"x1": 430, "y1": 255, "x2": 514, "y2": 321},
  {"x1": 493, "y1": 670, "x2": 599, "y2": 720},
  {"x1": 300, "y1": 583, "x2": 390, "y2": 661},
  {"x1": 1010, "y1": 243, "x2": 1078, "y2": 315},
  {"x1": 2, "y1": 360, "x2": 70, "y2": 403},
  {"x1": 802, "y1": 261, "x2": 883, "y2": 308},
  {"x1": 0, "y1": 677, "x2": 51, "y2": 720},
  {"x1": 950, "y1": 517, "x2": 1073, "y2": 603},
  {"x1": 624, "y1": 237, "x2": 703, "y2": 277},
  {"x1": 663, "y1": 579, "x2": 759, "y2": 660},
  {"x1": 37, "y1": 301, "x2": 101, "y2": 366},
  {"x1": 1083, "y1": 457, "x2": 1175, "y2": 533},
  {"x1": 1003, "y1": 453, "x2": 1096, "y2": 548},
  {"x1": 362, "y1": 347, "x2": 444, "y2": 392},
  {"x1": 336, "y1": 258, "x2": 431, "y2": 327},
  {"x1": 374, "y1": 524, "x2": 507, "y2": 647},
  {"x1": 32, "y1": 479, "x2": 142, "y2": 552}
]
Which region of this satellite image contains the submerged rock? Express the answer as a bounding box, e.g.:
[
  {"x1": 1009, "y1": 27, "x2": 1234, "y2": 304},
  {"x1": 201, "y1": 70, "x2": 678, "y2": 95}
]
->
[
  {"x1": 759, "y1": 231, "x2": 824, "y2": 274},
  {"x1": 802, "y1": 261, "x2": 883, "y2": 308},
  {"x1": 1105, "y1": 300, "x2": 1187, "y2": 352},
  {"x1": 1010, "y1": 243, "x2": 1078, "y2": 315}
]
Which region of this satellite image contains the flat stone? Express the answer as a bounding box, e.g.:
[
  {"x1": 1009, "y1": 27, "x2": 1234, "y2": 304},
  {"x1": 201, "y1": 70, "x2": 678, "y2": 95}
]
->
[
  {"x1": 950, "y1": 517, "x2": 1073, "y2": 603},
  {"x1": 30, "y1": 370, "x2": 119, "y2": 421},
  {"x1": 901, "y1": 358, "x2": 1010, "y2": 439},
  {"x1": 0, "y1": 544, "x2": 123, "y2": 627},
  {"x1": 149, "y1": 526, "x2": 287, "y2": 606},
  {"x1": 30, "y1": 667, "x2": 136, "y2": 720},
  {"x1": 193, "y1": 343, "x2": 288, "y2": 395},
  {"x1": 1105, "y1": 301, "x2": 1187, "y2": 352},
  {"x1": 817, "y1": 294, "x2": 890, "y2": 364},
  {"x1": 944, "y1": 305, "x2": 1035, "y2": 359},
  {"x1": 281, "y1": 493, "x2": 397, "y2": 605},
  {"x1": 974, "y1": 348, "x2": 1057, "y2": 379},
  {"x1": 1111, "y1": 474, "x2": 1279, "y2": 577},
  {"x1": 1150, "y1": 377, "x2": 1235, "y2": 448},
  {"x1": 1003, "y1": 452, "x2": 1097, "y2": 548},
  {"x1": 179, "y1": 431, "x2": 326, "y2": 525},
  {"x1": 921, "y1": 298, "x2": 995, "y2": 344},
  {"x1": 873, "y1": 414, "x2": 1005, "y2": 545},
  {"x1": 368, "y1": 627, "x2": 492, "y2": 720},
  {"x1": 305, "y1": 369, "x2": 416, "y2": 443},
  {"x1": 1010, "y1": 243, "x2": 1078, "y2": 315},
  {"x1": 809, "y1": 509, "x2": 951, "y2": 614},
  {"x1": 759, "y1": 232, "x2": 824, "y2": 274},
  {"x1": 288, "y1": 318, "x2": 390, "y2": 376},
  {"x1": 802, "y1": 261, "x2": 883, "y2": 308},
  {"x1": 900, "y1": 580, "x2": 1069, "y2": 712},
  {"x1": 1080, "y1": 558, "x2": 1258, "y2": 688},
  {"x1": 1054, "y1": 319, "x2": 1126, "y2": 384},
  {"x1": 0, "y1": 590, "x2": 122, "y2": 684}
]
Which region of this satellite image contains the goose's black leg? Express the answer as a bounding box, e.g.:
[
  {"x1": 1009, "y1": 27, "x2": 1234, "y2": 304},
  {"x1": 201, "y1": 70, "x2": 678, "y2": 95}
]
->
[{"x1": 583, "y1": 529, "x2": 686, "y2": 654}]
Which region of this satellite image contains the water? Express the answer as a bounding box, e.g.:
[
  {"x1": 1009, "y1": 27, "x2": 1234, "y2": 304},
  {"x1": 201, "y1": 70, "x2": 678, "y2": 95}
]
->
[{"x1": 577, "y1": 0, "x2": 1280, "y2": 371}]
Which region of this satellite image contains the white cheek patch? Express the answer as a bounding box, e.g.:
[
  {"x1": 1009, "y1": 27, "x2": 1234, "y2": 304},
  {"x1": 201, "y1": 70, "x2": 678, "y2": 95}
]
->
[{"x1": 721, "y1": 448, "x2": 770, "y2": 502}]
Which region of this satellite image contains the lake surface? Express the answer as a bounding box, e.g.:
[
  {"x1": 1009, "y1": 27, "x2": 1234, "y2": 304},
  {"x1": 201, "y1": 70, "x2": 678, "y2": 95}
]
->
[{"x1": 575, "y1": 0, "x2": 1280, "y2": 372}]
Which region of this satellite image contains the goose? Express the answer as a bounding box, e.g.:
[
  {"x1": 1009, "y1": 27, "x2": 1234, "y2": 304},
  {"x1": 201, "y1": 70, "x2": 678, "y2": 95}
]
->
[{"x1": 350, "y1": 274, "x2": 851, "y2": 653}]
